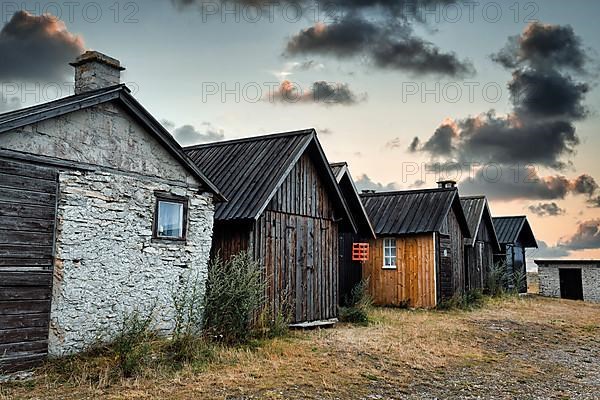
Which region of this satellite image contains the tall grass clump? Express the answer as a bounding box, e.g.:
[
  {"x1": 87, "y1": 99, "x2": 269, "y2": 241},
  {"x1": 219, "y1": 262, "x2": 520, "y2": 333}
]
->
[
  {"x1": 339, "y1": 279, "x2": 373, "y2": 325},
  {"x1": 203, "y1": 252, "x2": 265, "y2": 344}
]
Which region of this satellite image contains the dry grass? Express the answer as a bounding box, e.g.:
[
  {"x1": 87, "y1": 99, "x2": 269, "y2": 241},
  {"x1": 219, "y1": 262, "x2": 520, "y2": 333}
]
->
[{"x1": 2, "y1": 295, "x2": 600, "y2": 399}]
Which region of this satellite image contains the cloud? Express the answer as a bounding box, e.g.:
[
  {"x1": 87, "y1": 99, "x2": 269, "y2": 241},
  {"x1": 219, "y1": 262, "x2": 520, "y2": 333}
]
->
[
  {"x1": 572, "y1": 174, "x2": 599, "y2": 196},
  {"x1": 354, "y1": 174, "x2": 399, "y2": 192},
  {"x1": 528, "y1": 202, "x2": 566, "y2": 217},
  {"x1": 317, "y1": 127, "x2": 333, "y2": 135},
  {"x1": 164, "y1": 121, "x2": 225, "y2": 146},
  {"x1": 458, "y1": 166, "x2": 597, "y2": 201},
  {"x1": 270, "y1": 80, "x2": 364, "y2": 105},
  {"x1": 587, "y1": 196, "x2": 600, "y2": 208},
  {"x1": 408, "y1": 137, "x2": 420, "y2": 152},
  {"x1": 385, "y1": 137, "x2": 402, "y2": 149},
  {"x1": 413, "y1": 22, "x2": 591, "y2": 171},
  {"x1": 530, "y1": 240, "x2": 570, "y2": 259},
  {"x1": 559, "y1": 219, "x2": 600, "y2": 250},
  {"x1": 492, "y1": 22, "x2": 587, "y2": 71},
  {"x1": 285, "y1": 16, "x2": 473, "y2": 77},
  {"x1": 0, "y1": 96, "x2": 20, "y2": 113},
  {"x1": 0, "y1": 11, "x2": 84, "y2": 81}
]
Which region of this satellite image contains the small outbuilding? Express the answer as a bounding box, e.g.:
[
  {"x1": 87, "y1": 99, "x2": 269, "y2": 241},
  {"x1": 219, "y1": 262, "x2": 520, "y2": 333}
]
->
[
  {"x1": 330, "y1": 162, "x2": 376, "y2": 305},
  {"x1": 535, "y1": 260, "x2": 600, "y2": 303},
  {"x1": 460, "y1": 196, "x2": 501, "y2": 291},
  {"x1": 360, "y1": 183, "x2": 471, "y2": 308},
  {"x1": 185, "y1": 130, "x2": 356, "y2": 324},
  {"x1": 493, "y1": 216, "x2": 538, "y2": 292}
]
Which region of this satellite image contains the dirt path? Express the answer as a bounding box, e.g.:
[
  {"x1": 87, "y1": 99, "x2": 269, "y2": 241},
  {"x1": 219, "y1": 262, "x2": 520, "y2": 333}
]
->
[{"x1": 2, "y1": 296, "x2": 599, "y2": 400}]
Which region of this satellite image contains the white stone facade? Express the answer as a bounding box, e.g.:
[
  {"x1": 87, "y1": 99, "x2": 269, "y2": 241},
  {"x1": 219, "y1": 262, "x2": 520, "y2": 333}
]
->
[
  {"x1": 538, "y1": 263, "x2": 600, "y2": 303},
  {"x1": 0, "y1": 103, "x2": 216, "y2": 356}
]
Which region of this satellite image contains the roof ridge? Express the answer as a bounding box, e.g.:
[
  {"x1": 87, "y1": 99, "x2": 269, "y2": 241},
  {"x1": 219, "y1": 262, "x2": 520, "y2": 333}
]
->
[
  {"x1": 359, "y1": 187, "x2": 456, "y2": 197},
  {"x1": 184, "y1": 128, "x2": 315, "y2": 150},
  {"x1": 460, "y1": 195, "x2": 486, "y2": 200},
  {"x1": 329, "y1": 161, "x2": 347, "y2": 167},
  {"x1": 493, "y1": 215, "x2": 527, "y2": 219}
]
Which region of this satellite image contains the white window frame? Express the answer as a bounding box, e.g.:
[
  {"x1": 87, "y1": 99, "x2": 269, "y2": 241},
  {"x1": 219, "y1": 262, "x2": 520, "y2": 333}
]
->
[{"x1": 383, "y1": 238, "x2": 397, "y2": 269}]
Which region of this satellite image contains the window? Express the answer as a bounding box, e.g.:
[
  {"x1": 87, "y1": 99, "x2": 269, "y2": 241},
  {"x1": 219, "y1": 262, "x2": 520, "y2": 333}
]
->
[
  {"x1": 383, "y1": 238, "x2": 397, "y2": 269},
  {"x1": 153, "y1": 193, "x2": 188, "y2": 240}
]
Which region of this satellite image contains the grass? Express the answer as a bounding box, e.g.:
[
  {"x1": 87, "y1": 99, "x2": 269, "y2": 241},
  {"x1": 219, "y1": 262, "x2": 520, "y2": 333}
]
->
[{"x1": 2, "y1": 296, "x2": 600, "y2": 399}]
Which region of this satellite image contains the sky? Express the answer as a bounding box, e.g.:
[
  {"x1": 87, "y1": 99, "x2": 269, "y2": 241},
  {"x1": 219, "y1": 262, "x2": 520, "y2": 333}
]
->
[{"x1": 1, "y1": 0, "x2": 600, "y2": 266}]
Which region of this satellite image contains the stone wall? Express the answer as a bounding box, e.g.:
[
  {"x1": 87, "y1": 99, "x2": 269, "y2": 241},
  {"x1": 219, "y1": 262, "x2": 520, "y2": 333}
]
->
[
  {"x1": 582, "y1": 267, "x2": 600, "y2": 303},
  {"x1": 49, "y1": 170, "x2": 214, "y2": 356},
  {"x1": 538, "y1": 266, "x2": 560, "y2": 298}
]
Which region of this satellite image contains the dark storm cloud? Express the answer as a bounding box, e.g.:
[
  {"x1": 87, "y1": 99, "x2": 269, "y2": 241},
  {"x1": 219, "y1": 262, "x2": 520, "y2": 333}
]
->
[
  {"x1": 572, "y1": 174, "x2": 599, "y2": 197},
  {"x1": 492, "y1": 22, "x2": 587, "y2": 71},
  {"x1": 354, "y1": 174, "x2": 398, "y2": 192},
  {"x1": 285, "y1": 16, "x2": 473, "y2": 77},
  {"x1": 270, "y1": 80, "x2": 364, "y2": 105},
  {"x1": 0, "y1": 11, "x2": 84, "y2": 81},
  {"x1": 458, "y1": 166, "x2": 594, "y2": 201},
  {"x1": 560, "y1": 219, "x2": 600, "y2": 251},
  {"x1": 527, "y1": 202, "x2": 566, "y2": 217},
  {"x1": 530, "y1": 240, "x2": 570, "y2": 259},
  {"x1": 414, "y1": 22, "x2": 591, "y2": 171},
  {"x1": 509, "y1": 70, "x2": 589, "y2": 120},
  {"x1": 408, "y1": 137, "x2": 420, "y2": 153},
  {"x1": 165, "y1": 121, "x2": 225, "y2": 146}
]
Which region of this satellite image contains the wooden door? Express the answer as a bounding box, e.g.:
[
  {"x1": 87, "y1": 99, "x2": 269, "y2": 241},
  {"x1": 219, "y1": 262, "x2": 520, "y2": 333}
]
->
[{"x1": 0, "y1": 158, "x2": 58, "y2": 372}]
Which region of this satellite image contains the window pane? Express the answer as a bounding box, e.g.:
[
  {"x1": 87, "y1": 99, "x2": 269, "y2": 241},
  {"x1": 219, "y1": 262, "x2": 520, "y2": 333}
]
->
[{"x1": 157, "y1": 201, "x2": 184, "y2": 238}]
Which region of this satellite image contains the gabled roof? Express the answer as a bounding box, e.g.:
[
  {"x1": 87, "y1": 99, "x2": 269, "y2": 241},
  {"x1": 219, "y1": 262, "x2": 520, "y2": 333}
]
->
[
  {"x1": 460, "y1": 196, "x2": 501, "y2": 252},
  {"x1": 330, "y1": 162, "x2": 376, "y2": 239},
  {"x1": 184, "y1": 130, "x2": 356, "y2": 231},
  {"x1": 360, "y1": 188, "x2": 471, "y2": 237},
  {"x1": 0, "y1": 84, "x2": 225, "y2": 201},
  {"x1": 493, "y1": 216, "x2": 538, "y2": 248}
]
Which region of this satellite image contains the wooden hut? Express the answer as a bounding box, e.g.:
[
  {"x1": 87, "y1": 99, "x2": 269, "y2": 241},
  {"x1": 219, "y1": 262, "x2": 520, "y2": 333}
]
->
[
  {"x1": 360, "y1": 183, "x2": 471, "y2": 308},
  {"x1": 185, "y1": 130, "x2": 356, "y2": 324},
  {"x1": 460, "y1": 196, "x2": 501, "y2": 291},
  {"x1": 330, "y1": 162, "x2": 376, "y2": 306},
  {"x1": 493, "y1": 216, "x2": 538, "y2": 293}
]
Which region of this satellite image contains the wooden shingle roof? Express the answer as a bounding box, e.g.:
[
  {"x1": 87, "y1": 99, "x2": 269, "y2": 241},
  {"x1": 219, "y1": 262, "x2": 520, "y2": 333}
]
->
[
  {"x1": 360, "y1": 188, "x2": 470, "y2": 237},
  {"x1": 493, "y1": 216, "x2": 538, "y2": 248},
  {"x1": 185, "y1": 130, "x2": 356, "y2": 230},
  {"x1": 460, "y1": 196, "x2": 501, "y2": 251},
  {"x1": 0, "y1": 84, "x2": 225, "y2": 201}
]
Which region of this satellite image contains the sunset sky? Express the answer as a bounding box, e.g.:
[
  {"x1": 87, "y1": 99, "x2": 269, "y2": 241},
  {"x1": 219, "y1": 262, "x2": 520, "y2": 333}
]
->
[{"x1": 1, "y1": 0, "x2": 600, "y2": 266}]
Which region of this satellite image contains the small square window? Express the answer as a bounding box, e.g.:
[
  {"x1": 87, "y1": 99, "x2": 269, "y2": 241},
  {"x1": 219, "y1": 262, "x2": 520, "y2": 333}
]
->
[
  {"x1": 153, "y1": 193, "x2": 188, "y2": 240},
  {"x1": 383, "y1": 238, "x2": 397, "y2": 269}
]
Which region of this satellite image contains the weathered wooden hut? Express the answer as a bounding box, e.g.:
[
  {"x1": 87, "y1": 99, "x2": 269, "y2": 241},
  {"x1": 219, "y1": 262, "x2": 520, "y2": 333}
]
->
[
  {"x1": 330, "y1": 162, "x2": 376, "y2": 306},
  {"x1": 0, "y1": 52, "x2": 222, "y2": 372},
  {"x1": 185, "y1": 130, "x2": 356, "y2": 324},
  {"x1": 360, "y1": 183, "x2": 471, "y2": 308},
  {"x1": 493, "y1": 216, "x2": 538, "y2": 293},
  {"x1": 460, "y1": 196, "x2": 501, "y2": 291}
]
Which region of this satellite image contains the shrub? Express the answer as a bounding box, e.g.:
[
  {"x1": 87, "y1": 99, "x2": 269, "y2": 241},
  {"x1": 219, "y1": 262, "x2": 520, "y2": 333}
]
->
[
  {"x1": 486, "y1": 261, "x2": 508, "y2": 297},
  {"x1": 203, "y1": 252, "x2": 265, "y2": 344},
  {"x1": 437, "y1": 289, "x2": 485, "y2": 311},
  {"x1": 110, "y1": 311, "x2": 155, "y2": 378},
  {"x1": 255, "y1": 289, "x2": 292, "y2": 340},
  {"x1": 339, "y1": 279, "x2": 372, "y2": 325},
  {"x1": 172, "y1": 269, "x2": 205, "y2": 338}
]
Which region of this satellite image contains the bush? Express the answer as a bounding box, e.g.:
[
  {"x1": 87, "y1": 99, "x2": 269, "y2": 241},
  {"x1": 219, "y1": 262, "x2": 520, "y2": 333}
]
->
[
  {"x1": 172, "y1": 270, "x2": 205, "y2": 338},
  {"x1": 110, "y1": 311, "x2": 155, "y2": 378},
  {"x1": 486, "y1": 261, "x2": 508, "y2": 297},
  {"x1": 437, "y1": 289, "x2": 485, "y2": 311},
  {"x1": 203, "y1": 252, "x2": 265, "y2": 344},
  {"x1": 339, "y1": 279, "x2": 372, "y2": 325}
]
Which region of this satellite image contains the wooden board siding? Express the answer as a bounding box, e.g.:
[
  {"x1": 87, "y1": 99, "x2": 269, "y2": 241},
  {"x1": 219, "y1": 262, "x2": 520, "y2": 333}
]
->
[
  {"x1": 363, "y1": 234, "x2": 436, "y2": 308},
  {"x1": 464, "y1": 221, "x2": 495, "y2": 291},
  {"x1": 438, "y1": 207, "x2": 466, "y2": 300},
  {"x1": 211, "y1": 222, "x2": 251, "y2": 261},
  {"x1": 0, "y1": 158, "x2": 57, "y2": 373}
]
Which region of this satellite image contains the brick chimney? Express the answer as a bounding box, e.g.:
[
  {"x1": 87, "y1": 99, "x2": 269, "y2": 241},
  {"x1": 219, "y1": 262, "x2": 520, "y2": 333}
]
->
[
  {"x1": 437, "y1": 180, "x2": 457, "y2": 189},
  {"x1": 70, "y1": 51, "x2": 125, "y2": 94}
]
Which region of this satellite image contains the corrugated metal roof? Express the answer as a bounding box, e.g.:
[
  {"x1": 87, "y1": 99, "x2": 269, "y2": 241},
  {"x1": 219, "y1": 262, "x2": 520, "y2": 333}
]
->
[
  {"x1": 460, "y1": 196, "x2": 500, "y2": 251},
  {"x1": 493, "y1": 216, "x2": 538, "y2": 247},
  {"x1": 0, "y1": 84, "x2": 225, "y2": 200},
  {"x1": 185, "y1": 130, "x2": 356, "y2": 229},
  {"x1": 330, "y1": 162, "x2": 375, "y2": 239},
  {"x1": 360, "y1": 188, "x2": 470, "y2": 237}
]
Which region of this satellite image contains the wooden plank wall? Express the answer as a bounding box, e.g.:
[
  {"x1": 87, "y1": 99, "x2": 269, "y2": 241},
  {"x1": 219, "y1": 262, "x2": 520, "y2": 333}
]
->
[
  {"x1": 464, "y1": 221, "x2": 495, "y2": 291},
  {"x1": 0, "y1": 158, "x2": 57, "y2": 373},
  {"x1": 363, "y1": 234, "x2": 436, "y2": 308},
  {"x1": 211, "y1": 222, "x2": 251, "y2": 261},
  {"x1": 438, "y1": 208, "x2": 466, "y2": 300}
]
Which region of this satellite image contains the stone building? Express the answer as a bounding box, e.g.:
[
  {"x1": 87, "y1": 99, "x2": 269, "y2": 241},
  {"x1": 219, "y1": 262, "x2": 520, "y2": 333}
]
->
[
  {"x1": 0, "y1": 51, "x2": 224, "y2": 371},
  {"x1": 535, "y1": 260, "x2": 600, "y2": 303}
]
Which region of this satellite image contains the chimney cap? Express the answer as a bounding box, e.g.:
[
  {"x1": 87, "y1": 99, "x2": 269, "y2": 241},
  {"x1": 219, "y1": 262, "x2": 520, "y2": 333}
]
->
[
  {"x1": 362, "y1": 189, "x2": 376, "y2": 194},
  {"x1": 437, "y1": 180, "x2": 457, "y2": 189},
  {"x1": 70, "y1": 51, "x2": 125, "y2": 71}
]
